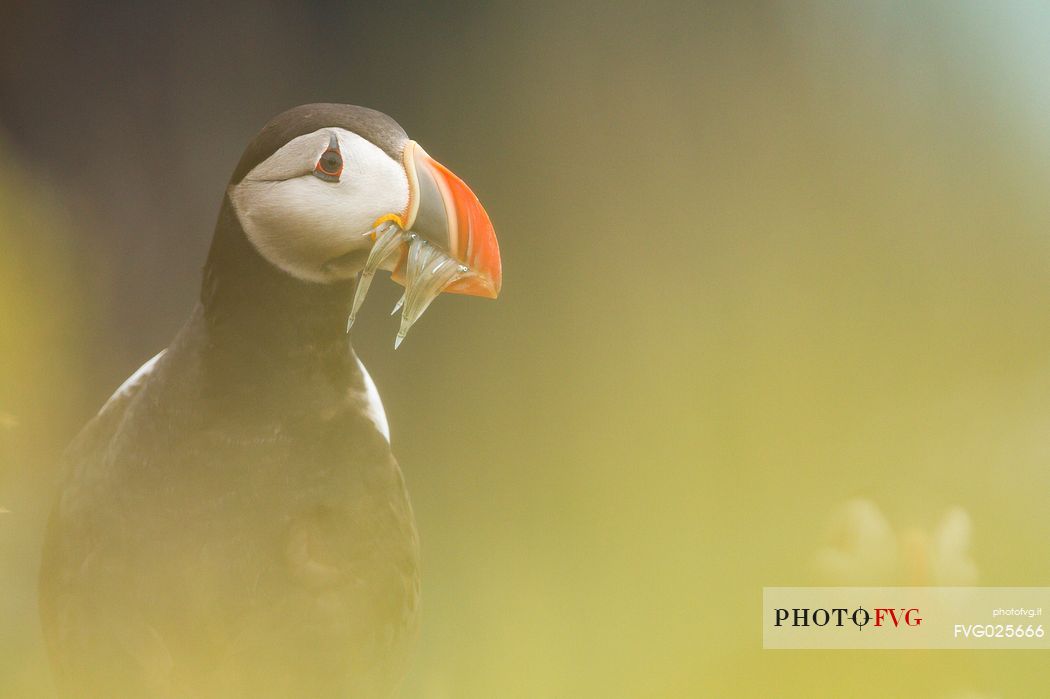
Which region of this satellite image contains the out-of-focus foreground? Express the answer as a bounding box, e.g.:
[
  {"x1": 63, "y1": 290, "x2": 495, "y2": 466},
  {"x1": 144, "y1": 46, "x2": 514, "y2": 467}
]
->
[{"x1": 3, "y1": 2, "x2": 1050, "y2": 697}]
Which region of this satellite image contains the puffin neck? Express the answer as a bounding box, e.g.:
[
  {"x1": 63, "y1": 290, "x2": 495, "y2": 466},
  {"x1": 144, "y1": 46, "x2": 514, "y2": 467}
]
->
[{"x1": 201, "y1": 197, "x2": 356, "y2": 356}]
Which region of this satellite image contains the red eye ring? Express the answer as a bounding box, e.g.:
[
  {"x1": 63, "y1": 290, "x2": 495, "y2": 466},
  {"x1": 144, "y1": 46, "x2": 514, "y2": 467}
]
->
[{"x1": 315, "y1": 149, "x2": 343, "y2": 181}]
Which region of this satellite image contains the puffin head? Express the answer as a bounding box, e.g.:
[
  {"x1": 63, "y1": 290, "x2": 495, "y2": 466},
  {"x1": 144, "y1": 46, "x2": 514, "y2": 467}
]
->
[{"x1": 223, "y1": 104, "x2": 501, "y2": 345}]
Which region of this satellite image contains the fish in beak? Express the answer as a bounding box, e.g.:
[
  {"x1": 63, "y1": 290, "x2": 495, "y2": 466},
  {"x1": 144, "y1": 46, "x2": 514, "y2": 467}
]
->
[{"x1": 347, "y1": 141, "x2": 502, "y2": 347}]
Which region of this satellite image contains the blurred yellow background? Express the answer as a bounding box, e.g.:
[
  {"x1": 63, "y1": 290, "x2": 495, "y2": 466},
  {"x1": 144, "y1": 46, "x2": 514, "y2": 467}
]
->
[{"x1": 3, "y1": 2, "x2": 1050, "y2": 697}]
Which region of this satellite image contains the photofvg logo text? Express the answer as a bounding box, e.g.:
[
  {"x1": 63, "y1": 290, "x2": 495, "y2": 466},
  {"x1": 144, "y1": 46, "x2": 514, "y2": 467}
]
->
[{"x1": 774, "y1": 606, "x2": 922, "y2": 629}]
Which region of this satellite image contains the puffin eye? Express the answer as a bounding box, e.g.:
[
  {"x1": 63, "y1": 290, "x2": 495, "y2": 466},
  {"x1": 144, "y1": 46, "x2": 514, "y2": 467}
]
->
[
  {"x1": 314, "y1": 149, "x2": 343, "y2": 182},
  {"x1": 313, "y1": 132, "x2": 343, "y2": 182}
]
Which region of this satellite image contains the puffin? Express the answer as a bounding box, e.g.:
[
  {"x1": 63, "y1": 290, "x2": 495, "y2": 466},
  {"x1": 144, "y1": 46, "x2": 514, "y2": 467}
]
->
[{"x1": 38, "y1": 104, "x2": 501, "y2": 698}]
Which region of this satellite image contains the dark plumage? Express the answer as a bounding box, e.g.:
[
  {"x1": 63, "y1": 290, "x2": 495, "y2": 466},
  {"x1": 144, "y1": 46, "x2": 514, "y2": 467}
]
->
[{"x1": 40, "y1": 105, "x2": 421, "y2": 698}]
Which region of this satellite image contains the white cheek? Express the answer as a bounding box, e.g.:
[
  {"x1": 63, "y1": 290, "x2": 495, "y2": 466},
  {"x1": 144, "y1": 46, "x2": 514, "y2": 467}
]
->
[
  {"x1": 233, "y1": 179, "x2": 352, "y2": 282},
  {"x1": 255, "y1": 179, "x2": 349, "y2": 242},
  {"x1": 334, "y1": 130, "x2": 411, "y2": 226},
  {"x1": 230, "y1": 128, "x2": 409, "y2": 283}
]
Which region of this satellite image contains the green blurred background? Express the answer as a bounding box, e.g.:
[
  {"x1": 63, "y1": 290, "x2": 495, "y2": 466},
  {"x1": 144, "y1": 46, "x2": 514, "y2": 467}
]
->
[{"x1": 3, "y1": 1, "x2": 1050, "y2": 696}]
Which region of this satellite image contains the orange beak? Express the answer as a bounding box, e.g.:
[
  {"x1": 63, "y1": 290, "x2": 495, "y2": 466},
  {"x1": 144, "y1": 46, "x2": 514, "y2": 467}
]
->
[{"x1": 395, "y1": 141, "x2": 502, "y2": 298}]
